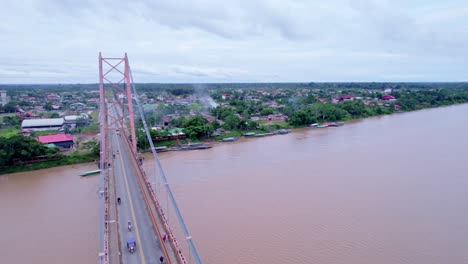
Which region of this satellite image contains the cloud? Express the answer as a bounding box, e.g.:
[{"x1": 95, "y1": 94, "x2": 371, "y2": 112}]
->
[{"x1": 0, "y1": 0, "x2": 467, "y2": 83}]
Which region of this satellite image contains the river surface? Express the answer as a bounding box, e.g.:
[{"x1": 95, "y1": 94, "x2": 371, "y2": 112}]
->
[
  {"x1": 0, "y1": 163, "x2": 99, "y2": 264},
  {"x1": 1, "y1": 104, "x2": 468, "y2": 264}
]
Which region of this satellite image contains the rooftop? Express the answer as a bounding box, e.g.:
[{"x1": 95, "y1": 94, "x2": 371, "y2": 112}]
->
[
  {"x1": 37, "y1": 134, "x2": 74, "y2": 144},
  {"x1": 22, "y1": 118, "x2": 65, "y2": 128}
]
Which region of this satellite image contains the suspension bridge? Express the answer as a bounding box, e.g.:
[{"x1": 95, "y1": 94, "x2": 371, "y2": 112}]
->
[{"x1": 97, "y1": 53, "x2": 203, "y2": 264}]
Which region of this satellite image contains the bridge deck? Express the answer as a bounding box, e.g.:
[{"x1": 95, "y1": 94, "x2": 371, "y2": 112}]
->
[{"x1": 108, "y1": 106, "x2": 174, "y2": 264}]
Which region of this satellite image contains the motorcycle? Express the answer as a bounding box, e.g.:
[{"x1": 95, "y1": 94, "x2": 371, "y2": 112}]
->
[{"x1": 128, "y1": 222, "x2": 132, "y2": 232}]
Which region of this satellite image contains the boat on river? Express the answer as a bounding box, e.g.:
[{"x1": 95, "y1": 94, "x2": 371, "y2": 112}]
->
[
  {"x1": 328, "y1": 122, "x2": 344, "y2": 127},
  {"x1": 254, "y1": 132, "x2": 275, "y2": 137},
  {"x1": 172, "y1": 143, "x2": 211, "y2": 151},
  {"x1": 276, "y1": 129, "x2": 292, "y2": 134},
  {"x1": 153, "y1": 146, "x2": 169, "y2": 152},
  {"x1": 220, "y1": 137, "x2": 238, "y2": 142},
  {"x1": 80, "y1": 170, "x2": 100, "y2": 177}
]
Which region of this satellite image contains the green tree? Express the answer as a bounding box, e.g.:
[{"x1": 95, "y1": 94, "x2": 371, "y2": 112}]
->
[
  {"x1": 2, "y1": 116, "x2": 21, "y2": 126},
  {"x1": 211, "y1": 120, "x2": 221, "y2": 130},
  {"x1": 260, "y1": 107, "x2": 275, "y2": 116},
  {"x1": 339, "y1": 101, "x2": 366, "y2": 117},
  {"x1": 223, "y1": 114, "x2": 241, "y2": 130},
  {"x1": 183, "y1": 115, "x2": 208, "y2": 127},
  {"x1": 299, "y1": 94, "x2": 318, "y2": 105},
  {"x1": 170, "y1": 116, "x2": 186, "y2": 127},
  {"x1": 0, "y1": 135, "x2": 58, "y2": 166},
  {"x1": 179, "y1": 115, "x2": 213, "y2": 139},
  {"x1": 82, "y1": 139, "x2": 100, "y2": 157},
  {"x1": 3, "y1": 102, "x2": 16, "y2": 113},
  {"x1": 288, "y1": 110, "x2": 311, "y2": 126},
  {"x1": 44, "y1": 102, "x2": 53, "y2": 111}
]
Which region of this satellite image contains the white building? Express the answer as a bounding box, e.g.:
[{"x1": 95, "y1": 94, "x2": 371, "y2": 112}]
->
[
  {"x1": 0, "y1": 90, "x2": 9, "y2": 106},
  {"x1": 21, "y1": 118, "x2": 65, "y2": 131}
]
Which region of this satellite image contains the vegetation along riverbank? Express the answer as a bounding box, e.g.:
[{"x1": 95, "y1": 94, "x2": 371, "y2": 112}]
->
[{"x1": 1, "y1": 82, "x2": 468, "y2": 173}]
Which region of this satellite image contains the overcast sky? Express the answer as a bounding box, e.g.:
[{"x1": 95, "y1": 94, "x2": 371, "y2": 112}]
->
[{"x1": 1, "y1": 0, "x2": 467, "y2": 84}]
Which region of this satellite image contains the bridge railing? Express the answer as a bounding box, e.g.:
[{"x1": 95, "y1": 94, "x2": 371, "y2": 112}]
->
[
  {"x1": 128, "y1": 67, "x2": 204, "y2": 264},
  {"x1": 119, "y1": 125, "x2": 183, "y2": 264}
]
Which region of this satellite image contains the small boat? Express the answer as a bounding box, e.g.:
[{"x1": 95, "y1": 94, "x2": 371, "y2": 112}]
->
[
  {"x1": 276, "y1": 129, "x2": 292, "y2": 135},
  {"x1": 174, "y1": 143, "x2": 211, "y2": 151},
  {"x1": 316, "y1": 124, "x2": 329, "y2": 128},
  {"x1": 80, "y1": 170, "x2": 100, "y2": 177},
  {"x1": 310, "y1": 123, "x2": 318, "y2": 127},
  {"x1": 254, "y1": 132, "x2": 275, "y2": 137},
  {"x1": 243, "y1": 132, "x2": 256, "y2": 137},
  {"x1": 328, "y1": 122, "x2": 344, "y2": 127},
  {"x1": 153, "y1": 146, "x2": 168, "y2": 152},
  {"x1": 221, "y1": 137, "x2": 238, "y2": 142}
]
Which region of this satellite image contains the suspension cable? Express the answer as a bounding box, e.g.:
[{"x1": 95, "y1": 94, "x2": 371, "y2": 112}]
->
[{"x1": 128, "y1": 65, "x2": 204, "y2": 264}]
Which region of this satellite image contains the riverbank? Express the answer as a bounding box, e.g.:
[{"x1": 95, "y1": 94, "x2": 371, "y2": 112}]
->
[
  {"x1": 216, "y1": 101, "x2": 467, "y2": 138},
  {"x1": 0, "y1": 153, "x2": 97, "y2": 175},
  {"x1": 2, "y1": 102, "x2": 467, "y2": 174}
]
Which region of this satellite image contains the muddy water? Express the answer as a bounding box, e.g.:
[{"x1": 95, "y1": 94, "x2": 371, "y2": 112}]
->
[
  {"x1": 0, "y1": 163, "x2": 99, "y2": 264},
  {"x1": 1, "y1": 104, "x2": 468, "y2": 264},
  {"x1": 145, "y1": 104, "x2": 468, "y2": 264}
]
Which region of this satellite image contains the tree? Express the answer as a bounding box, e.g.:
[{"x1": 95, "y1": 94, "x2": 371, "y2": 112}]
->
[
  {"x1": 184, "y1": 124, "x2": 213, "y2": 139},
  {"x1": 170, "y1": 116, "x2": 186, "y2": 127},
  {"x1": 223, "y1": 114, "x2": 241, "y2": 130},
  {"x1": 2, "y1": 116, "x2": 21, "y2": 126},
  {"x1": 0, "y1": 135, "x2": 58, "y2": 166},
  {"x1": 3, "y1": 102, "x2": 16, "y2": 113},
  {"x1": 82, "y1": 139, "x2": 100, "y2": 157},
  {"x1": 50, "y1": 112, "x2": 60, "y2": 118},
  {"x1": 242, "y1": 120, "x2": 259, "y2": 130},
  {"x1": 288, "y1": 110, "x2": 311, "y2": 126},
  {"x1": 339, "y1": 101, "x2": 366, "y2": 117},
  {"x1": 183, "y1": 115, "x2": 208, "y2": 127},
  {"x1": 211, "y1": 120, "x2": 221, "y2": 130},
  {"x1": 189, "y1": 102, "x2": 203, "y2": 112},
  {"x1": 44, "y1": 102, "x2": 53, "y2": 111},
  {"x1": 176, "y1": 115, "x2": 213, "y2": 140},
  {"x1": 147, "y1": 115, "x2": 157, "y2": 126},
  {"x1": 299, "y1": 94, "x2": 318, "y2": 105},
  {"x1": 242, "y1": 109, "x2": 251, "y2": 120},
  {"x1": 260, "y1": 107, "x2": 275, "y2": 116}
]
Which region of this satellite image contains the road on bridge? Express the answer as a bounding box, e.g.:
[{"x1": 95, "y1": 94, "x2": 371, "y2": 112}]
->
[{"x1": 109, "y1": 107, "x2": 168, "y2": 264}]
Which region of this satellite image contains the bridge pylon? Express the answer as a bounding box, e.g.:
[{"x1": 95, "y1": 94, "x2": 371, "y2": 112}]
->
[
  {"x1": 98, "y1": 52, "x2": 137, "y2": 153},
  {"x1": 98, "y1": 52, "x2": 138, "y2": 264}
]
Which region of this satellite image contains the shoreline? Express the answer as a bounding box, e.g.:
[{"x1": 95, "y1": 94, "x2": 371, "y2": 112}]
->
[{"x1": 2, "y1": 102, "x2": 467, "y2": 174}]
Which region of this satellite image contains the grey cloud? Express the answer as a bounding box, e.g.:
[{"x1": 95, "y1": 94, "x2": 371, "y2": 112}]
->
[{"x1": 1, "y1": 0, "x2": 467, "y2": 83}]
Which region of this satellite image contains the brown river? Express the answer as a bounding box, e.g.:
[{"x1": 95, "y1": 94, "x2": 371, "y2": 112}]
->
[{"x1": 1, "y1": 104, "x2": 468, "y2": 264}]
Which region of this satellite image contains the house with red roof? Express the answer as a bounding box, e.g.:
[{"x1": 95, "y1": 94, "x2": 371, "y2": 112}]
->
[
  {"x1": 339, "y1": 95, "x2": 354, "y2": 101},
  {"x1": 382, "y1": 95, "x2": 396, "y2": 101},
  {"x1": 37, "y1": 134, "x2": 75, "y2": 148}
]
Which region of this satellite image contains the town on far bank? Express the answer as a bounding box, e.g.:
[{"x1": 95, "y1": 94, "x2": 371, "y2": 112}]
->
[{"x1": 1, "y1": 82, "x2": 468, "y2": 173}]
